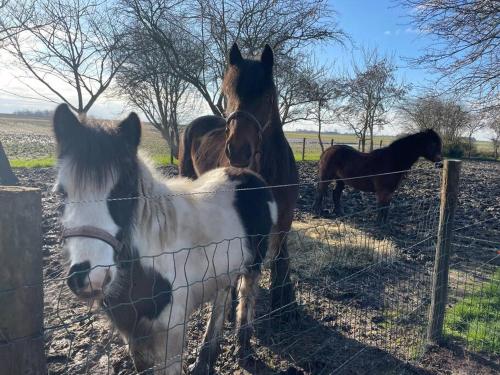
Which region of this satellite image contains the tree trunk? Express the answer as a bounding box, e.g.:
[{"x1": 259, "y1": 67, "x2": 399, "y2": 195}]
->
[
  {"x1": 360, "y1": 128, "x2": 367, "y2": 152},
  {"x1": 468, "y1": 134, "x2": 472, "y2": 158},
  {"x1": 369, "y1": 125, "x2": 374, "y2": 152},
  {"x1": 317, "y1": 103, "x2": 324, "y2": 153},
  {"x1": 0, "y1": 141, "x2": 19, "y2": 186}
]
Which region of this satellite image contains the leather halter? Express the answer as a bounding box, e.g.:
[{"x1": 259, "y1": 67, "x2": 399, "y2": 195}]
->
[
  {"x1": 62, "y1": 226, "x2": 123, "y2": 254},
  {"x1": 225, "y1": 110, "x2": 266, "y2": 140}
]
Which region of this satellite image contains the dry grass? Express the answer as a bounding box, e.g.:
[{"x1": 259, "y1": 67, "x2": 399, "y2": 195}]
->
[{"x1": 288, "y1": 219, "x2": 397, "y2": 281}]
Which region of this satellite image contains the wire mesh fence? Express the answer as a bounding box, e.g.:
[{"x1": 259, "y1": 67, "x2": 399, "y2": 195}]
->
[{"x1": 1, "y1": 162, "x2": 499, "y2": 374}]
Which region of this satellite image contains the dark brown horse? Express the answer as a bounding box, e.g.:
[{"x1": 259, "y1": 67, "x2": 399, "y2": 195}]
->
[
  {"x1": 313, "y1": 129, "x2": 442, "y2": 223},
  {"x1": 178, "y1": 44, "x2": 299, "y2": 318}
]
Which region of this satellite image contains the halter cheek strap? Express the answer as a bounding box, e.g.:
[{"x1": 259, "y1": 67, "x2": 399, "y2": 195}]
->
[
  {"x1": 225, "y1": 110, "x2": 269, "y2": 140},
  {"x1": 62, "y1": 226, "x2": 123, "y2": 254}
]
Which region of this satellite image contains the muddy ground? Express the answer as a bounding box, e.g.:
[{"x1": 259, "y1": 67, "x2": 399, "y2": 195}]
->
[{"x1": 11, "y1": 159, "x2": 500, "y2": 375}]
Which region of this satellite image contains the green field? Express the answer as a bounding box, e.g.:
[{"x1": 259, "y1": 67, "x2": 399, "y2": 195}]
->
[
  {"x1": 0, "y1": 116, "x2": 495, "y2": 167},
  {"x1": 445, "y1": 269, "x2": 500, "y2": 354}
]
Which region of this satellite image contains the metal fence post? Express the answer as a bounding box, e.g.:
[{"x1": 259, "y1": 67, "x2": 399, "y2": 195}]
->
[
  {"x1": 427, "y1": 159, "x2": 461, "y2": 345},
  {"x1": 0, "y1": 186, "x2": 46, "y2": 374},
  {"x1": 302, "y1": 138, "x2": 306, "y2": 161}
]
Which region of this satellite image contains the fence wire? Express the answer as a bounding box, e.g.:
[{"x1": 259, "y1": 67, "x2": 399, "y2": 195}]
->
[
  {"x1": 2, "y1": 164, "x2": 499, "y2": 374},
  {"x1": 39, "y1": 168, "x2": 443, "y2": 374}
]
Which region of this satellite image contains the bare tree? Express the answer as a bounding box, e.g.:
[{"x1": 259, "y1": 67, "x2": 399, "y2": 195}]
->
[
  {"x1": 463, "y1": 113, "x2": 484, "y2": 158},
  {"x1": 400, "y1": 0, "x2": 500, "y2": 110},
  {"x1": 0, "y1": 0, "x2": 35, "y2": 45},
  {"x1": 276, "y1": 54, "x2": 336, "y2": 126},
  {"x1": 340, "y1": 49, "x2": 408, "y2": 151},
  {"x1": 402, "y1": 94, "x2": 470, "y2": 146},
  {"x1": 302, "y1": 74, "x2": 340, "y2": 152},
  {"x1": 121, "y1": 0, "x2": 345, "y2": 117},
  {"x1": 486, "y1": 109, "x2": 500, "y2": 160},
  {"x1": 115, "y1": 28, "x2": 194, "y2": 158},
  {"x1": 1, "y1": 0, "x2": 128, "y2": 114}
]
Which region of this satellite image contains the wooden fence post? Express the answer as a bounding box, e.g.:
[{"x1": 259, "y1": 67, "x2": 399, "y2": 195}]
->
[
  {"x1": 380, "y1": 140, "x2": 383, "y2": 148},
  {"x1": 331, "y1": 138, "x2": 334, "y2": 147},
  {"x1": 427, "y1": 159, "x2": 461, "y2": 345},
  {"x1": 302, "y1": 138, "x2": 306, "y2": 161},
  {"x1": 0, "y1": 186, "x2": 46, "y2": 374}
]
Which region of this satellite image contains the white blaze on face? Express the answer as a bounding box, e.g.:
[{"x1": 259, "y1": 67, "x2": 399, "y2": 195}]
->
[{"x1": 57, "y1": 158, "x2": 119, "y2": 297}]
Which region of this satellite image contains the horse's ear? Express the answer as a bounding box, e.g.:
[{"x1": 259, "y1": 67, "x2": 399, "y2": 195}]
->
[
  {"x1": 229, "y1": 43, "x2": 243, "y2": 66},
  {"x1": 260, "y1": 44, "x2": 274, "y2": 73},
  {"x1": 118, "y1": 112, "x2": 141, "y2": 150},
  {"x1": 53, "y1": 103, "x2": 81, "y2": 144}
]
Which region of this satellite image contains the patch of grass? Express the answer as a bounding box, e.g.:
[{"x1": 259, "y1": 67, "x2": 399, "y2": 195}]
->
[
  {"x1": 151, "y1": 154, "x2": 178, "y2": 166},
  {"x1": 293, "y1": 151, "x2": 323, "y2": 162},
  {"x1": 288, "y1": 219, "x2": 396, "y2": 281},
  {"x1": 444, "y1": 269, "x2": 500, "y2": 354},
  {"x1": 10, "y1": 157, "x2": 56, "y2": 168}
]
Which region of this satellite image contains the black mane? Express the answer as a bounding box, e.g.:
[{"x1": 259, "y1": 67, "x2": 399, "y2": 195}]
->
[{"x1": 388, "y1": 129, "x2": 441, "y2": 168}]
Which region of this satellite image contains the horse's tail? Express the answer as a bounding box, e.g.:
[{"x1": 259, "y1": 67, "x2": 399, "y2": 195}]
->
[{"x1": 178, "y1": 125, "x2": 197, "y2": 179}]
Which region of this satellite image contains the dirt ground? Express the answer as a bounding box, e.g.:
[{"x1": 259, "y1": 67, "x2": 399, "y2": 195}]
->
[{"x1": 12, "y1": 159, "x2": 500, "y2": 374}]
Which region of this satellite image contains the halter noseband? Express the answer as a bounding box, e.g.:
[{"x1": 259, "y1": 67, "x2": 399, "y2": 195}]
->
[
  {"x1": 225, "y1": 110, "x2": 266, "y2": 140},
  {"x1": 62, "y1": 226, "x2": 123, "y2": 254}
]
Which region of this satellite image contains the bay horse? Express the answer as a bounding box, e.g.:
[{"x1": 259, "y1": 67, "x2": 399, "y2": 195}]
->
[
  {"x1": 312, "y1": 129, "x2": 442, "y2": 223},
  {"x1": 52, "y1": 104, "x2": 277, "y2": 374},
  {"x1": 178, "y1": 43, "x2": 299, "y2": 317}
]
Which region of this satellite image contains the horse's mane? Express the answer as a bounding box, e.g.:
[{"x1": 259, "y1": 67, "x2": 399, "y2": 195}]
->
[
  {"x1": 389, "y1": 129, "x2": 440, "y2": 151},
  {"x1": 386, "y1": 129, "x2": 440, "y2": 168},
  {"x1": 133, "y1": 155, "x2": 178, "y2": 250}
]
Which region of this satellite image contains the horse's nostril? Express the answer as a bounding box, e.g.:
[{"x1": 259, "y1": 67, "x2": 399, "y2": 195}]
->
[{"x1": 67, "y1": 261, "x2": 91, "y2": 293}]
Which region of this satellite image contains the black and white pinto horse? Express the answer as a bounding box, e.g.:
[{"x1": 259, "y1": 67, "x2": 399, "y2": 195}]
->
[{"x1": 53, "y1": 104, "x2": 277, "y2": 374}]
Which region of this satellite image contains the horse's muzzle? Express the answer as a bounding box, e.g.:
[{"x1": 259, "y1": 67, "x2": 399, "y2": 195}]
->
[{"x1": 67, "y1": 262, "x2": 111, "y2": 300}]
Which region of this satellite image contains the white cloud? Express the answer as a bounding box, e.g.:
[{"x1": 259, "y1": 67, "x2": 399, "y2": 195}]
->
[{"x1": 405, "y1": 27, "x2": 420, "y2": 34}]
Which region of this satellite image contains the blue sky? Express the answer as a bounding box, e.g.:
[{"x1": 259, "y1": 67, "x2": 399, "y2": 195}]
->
[
  {"x1": 322, "y1": 0, "x2": 435, "y2": 87},
  {"x1": 0, "y1": 0, "x2": 441, "y2": 134}
]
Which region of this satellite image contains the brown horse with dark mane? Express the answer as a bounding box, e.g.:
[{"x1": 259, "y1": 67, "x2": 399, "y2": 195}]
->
[
  {"x1": 313, "y1": 129, "x2": 442, "y2": 223},
  {"x1": 178, "y1": 44, "x2": 299, "y2": 320}
]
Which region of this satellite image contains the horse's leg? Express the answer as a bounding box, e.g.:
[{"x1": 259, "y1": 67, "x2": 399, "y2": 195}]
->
[
  {"x1": 226, "y1": 282, "x2": 238, "y2": 324},
  {"x1": 128, "y1": 334, "x2": 155, "y2": 374},
  {"x1": 332, "y1": 180, "x2": 345, "y2": 215},
  {"x1": 235, "y1": 270, "x2": 260, "y2": 362},
  {"x1": 376, "y1": 190, "x2": 393, "y2": 225},
  {"x1": 269, "y1": 230, "x2": 296, "y2": 321},
  {"x1": 189, "y1": 287, "x2": 232, "y2": 375},
  {"x1": 313, "y1": 180, "x2": 330, "y2": 215}
]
